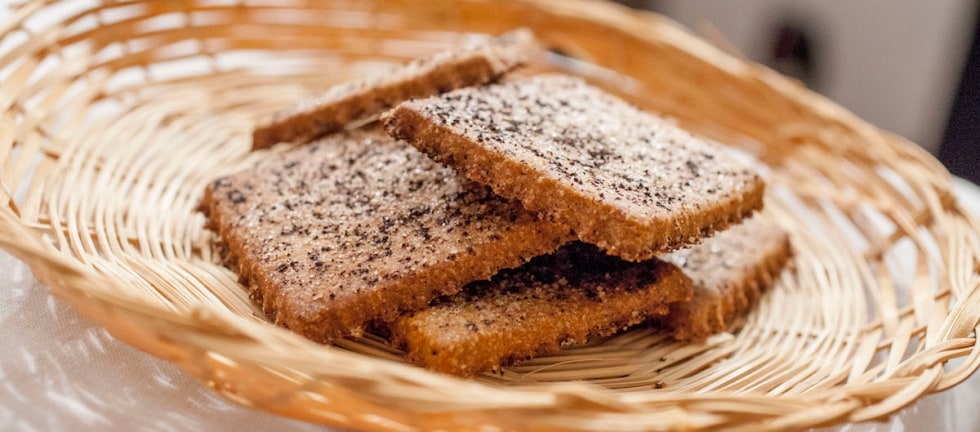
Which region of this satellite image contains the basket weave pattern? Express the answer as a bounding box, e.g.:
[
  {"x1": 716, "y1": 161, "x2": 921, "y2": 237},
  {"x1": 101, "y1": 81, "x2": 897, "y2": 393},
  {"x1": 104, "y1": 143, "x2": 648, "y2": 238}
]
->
[{"x1": 1, "y1": 1, "x2": 978, "y2": 430}]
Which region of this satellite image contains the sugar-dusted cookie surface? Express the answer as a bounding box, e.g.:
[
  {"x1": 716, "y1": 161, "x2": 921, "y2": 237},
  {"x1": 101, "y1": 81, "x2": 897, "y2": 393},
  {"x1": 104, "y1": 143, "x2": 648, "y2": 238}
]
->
[
  {"x1": 664, "y1": 218, "x2": 792, "y2": 340},
  {"x1": 252, "y1": 29, "x2": 538, "y2": 150},
  {"x1": 384, "y1": 74, "x2": 765, "y2": 261},
  {"x1": 203, "y1": 129, "x2": 571, "y2": 343},
  {"x1": 390, "y1": 242, "x2": 693, "y2": 377}
]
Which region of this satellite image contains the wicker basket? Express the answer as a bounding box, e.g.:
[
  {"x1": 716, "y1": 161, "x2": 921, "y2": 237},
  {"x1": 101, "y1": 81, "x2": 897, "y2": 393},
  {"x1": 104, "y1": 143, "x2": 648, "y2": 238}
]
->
[{"x1": 1, "y1": 1, "x2": 978, "y2": 430}]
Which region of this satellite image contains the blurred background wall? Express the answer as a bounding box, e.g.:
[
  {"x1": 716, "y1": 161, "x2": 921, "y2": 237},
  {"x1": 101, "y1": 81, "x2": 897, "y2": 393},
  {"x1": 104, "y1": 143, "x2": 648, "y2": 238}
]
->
[{"x1": 619, "y1": 0, "x2": 980, "y2": 183}]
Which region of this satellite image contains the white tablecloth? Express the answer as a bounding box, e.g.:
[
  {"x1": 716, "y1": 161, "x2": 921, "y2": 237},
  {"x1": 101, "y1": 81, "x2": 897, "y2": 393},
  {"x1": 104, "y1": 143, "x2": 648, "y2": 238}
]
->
[{"x1": 2, "y1": 178, "x2": 979, "y2": 431}]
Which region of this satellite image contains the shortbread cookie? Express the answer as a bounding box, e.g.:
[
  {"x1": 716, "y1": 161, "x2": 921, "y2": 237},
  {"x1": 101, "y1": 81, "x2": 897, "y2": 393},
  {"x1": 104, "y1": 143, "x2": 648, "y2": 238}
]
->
[
  {"x1": 384, "y1": 74, "x2": 765, "y2": 261},
  {"x1": 389, "y1": 243, "x2": 693, "y2": 376},
  {"x1": 252, "y1": 29, "x2": 538, "y2": 150},
  {"x1": 664, "y1": 218, "x2": 792, "y2": 340},
  {"x1": 202, "y1": 129, "x2": 572, "y2": 343}
]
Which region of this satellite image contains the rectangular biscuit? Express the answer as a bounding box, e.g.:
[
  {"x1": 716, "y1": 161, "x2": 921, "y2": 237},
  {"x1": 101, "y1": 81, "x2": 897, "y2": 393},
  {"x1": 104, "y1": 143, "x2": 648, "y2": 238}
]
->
[
  {"x1": 383, "y1": 74, "x2": 765, "y2": 261},
  {"x1": 202, "y1": 129, "x2": 572, "y2": 343},
  {"x1": 389, "y1": 243, "x2": 694, "y2": 377},
  {"x1": 664, "y1": 218, "x2": 792, "y2": 340},
  {"x1": 252, "y1": 29, "x2": 538, "y2": 150}
]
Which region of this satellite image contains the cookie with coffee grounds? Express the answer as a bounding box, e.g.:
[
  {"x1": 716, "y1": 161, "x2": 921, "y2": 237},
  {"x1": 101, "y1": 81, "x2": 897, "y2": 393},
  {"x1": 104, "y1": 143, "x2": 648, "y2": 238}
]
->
[
  {"x1": 203, "y1": 129, "x2": 571, "y2": 343},
  {"x1": 384, "y1": 74, "x2": 764, "y2": 261},
  {"x1": 664, "y1": 217, "x2": 792, "y2": 340},
  {"x1": 252, "y1": 29, "x2": 538, "y2": 150},
  {"x1": 389, "y1": 242, "x2": 693, "y2": 376}
]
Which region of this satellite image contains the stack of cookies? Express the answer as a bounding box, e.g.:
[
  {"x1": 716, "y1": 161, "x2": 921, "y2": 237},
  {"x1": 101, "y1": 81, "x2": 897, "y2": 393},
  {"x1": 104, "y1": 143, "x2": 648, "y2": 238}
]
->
[{"x1": 201, "y1": 30, "x2": 793, "y2": 377}]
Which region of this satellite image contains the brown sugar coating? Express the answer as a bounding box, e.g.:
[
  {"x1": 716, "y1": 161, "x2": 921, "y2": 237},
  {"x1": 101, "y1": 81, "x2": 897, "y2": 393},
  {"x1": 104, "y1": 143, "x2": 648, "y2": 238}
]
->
[
  {"x1": 202, "y1": 129, "x2": 572, "y2": 343},
  {"x1": 664, "y1": 218, "x2": 793, "y2": 340},
  {"x1": 251, "y1": 29, "x2": 538, "y2": 150},
  {"x1": 383, "y1": 74, "x2": 765, "y2": 261},
  {"x1": 389, "y1": 243, "x2": 693, "y2": 377}
]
